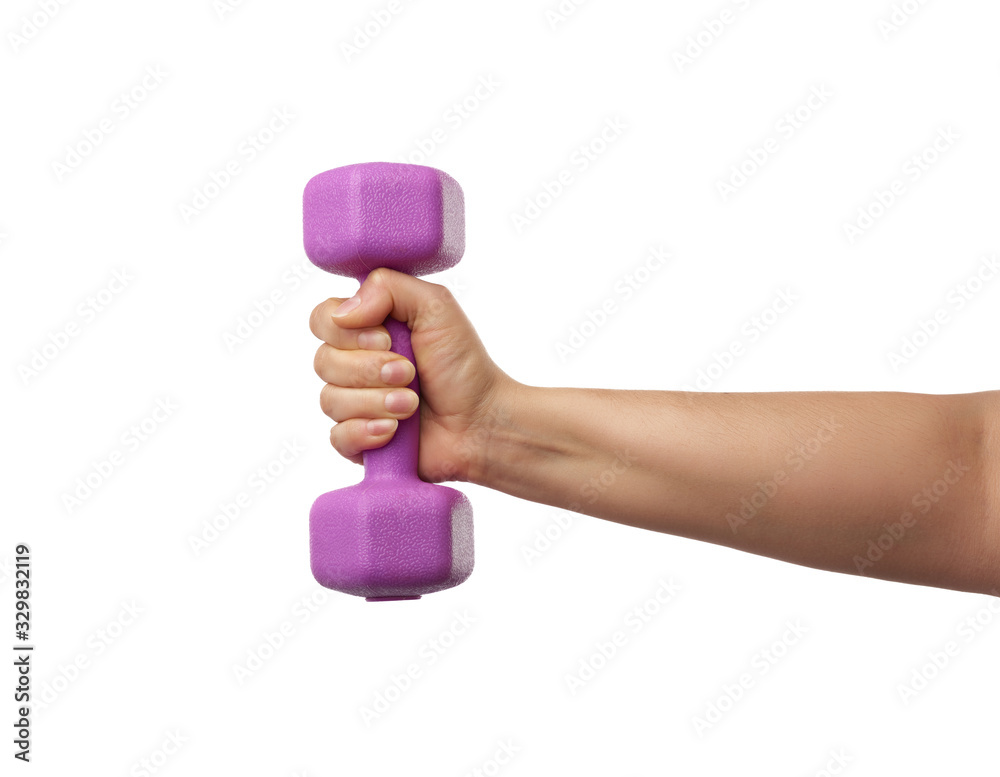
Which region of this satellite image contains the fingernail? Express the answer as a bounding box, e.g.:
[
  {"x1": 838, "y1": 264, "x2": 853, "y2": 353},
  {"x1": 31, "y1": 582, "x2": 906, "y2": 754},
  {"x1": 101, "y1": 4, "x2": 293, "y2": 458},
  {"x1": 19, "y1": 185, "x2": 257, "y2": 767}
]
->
[
  {"x1": 380, "y1": 360, "x2": 411, "y2": 384},
  {"x1": 358, "y1": 331, "x2": 391, "y2": 350},
  {"x1": 367, "y1": 418, "x2": 397, "y2": 436},
  {"x1": 385, "y1": 390, "x2": 417, "y2": 414},
  {"x1": 331, "y1": 295, "x2": 361, "y2": 317}
]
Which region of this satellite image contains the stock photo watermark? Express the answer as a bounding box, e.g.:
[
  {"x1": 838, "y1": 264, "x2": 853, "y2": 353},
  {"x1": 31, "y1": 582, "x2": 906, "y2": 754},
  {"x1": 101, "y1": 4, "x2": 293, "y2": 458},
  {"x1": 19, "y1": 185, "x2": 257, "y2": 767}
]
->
[
  {"x1": 896, "y1": 592, "x2": 1000, "y2": 704},
  {"x1": 432, "y1": 391, "x2": 502, "y2": 481},
  {"x1": 516, "y1": 449, "x2": 633, "y2": 567},
  {"x1": 886, "y1": 254, "x2": 999, "y2": 372},
  {"x1": 727, "y1": 416, "x2": 841, "y2": 534},
  {"x1": 460, "y1": 740, "x2": 521, "y2": 777},
  {"x1": 128, "y1": 730, "x2": 188, "y2": 777},
  {"x1": 877, "y1": 0, "x2": 932, "y2": 40},
  {"x1": 520, "y1": 447, "x2": 639, "y2": 564},
  {"x1": 841, "y1": 126, "x2": 959, "y2": 245},
  {"x1": 804, "y1": 748, "x2": 854, "y2": 777},
  {"x1": 692, "y1": 619, "x2": 808, "y2": 736},
  {"x1": 545, "y1": 0, "x2": 590, "y2": 30},
  {"x1": 188, "y1": 439, "x2": 305, "y2": 555},
  {"x1": 395, "y1": 75, "x2": 500, "y2": 166},
  {"x1": 672, "y1": 0, "x2": 757, "y2": 73},
  {"x1": 680, "y1": 288, "x2": 797, "y2": 391},
  {"x1": 852, "y1": 458, "x2": 970, "y2": 574},
  {"x1": 223, "y1": 257, "x2": 319, "y2": 352},
  {"x1": 52, "y1": 65, "x2": 168, "y2": 182},
  {"x1": 18, "y1": 267, "x2": 134, "y2": 385},
  {"x1": 555, "y1": 246, "x2": 669, "y2": 362},
  {"x1": 0, "y1": 555, "x2": 16, "y2": 588},
  {"x1": 716, "y1": 84, "x2": 833, "y2": 202},
  {"x1": 35, "y1": 600, "x2": 144, "y2": 713},
  {"x1": 341, "y1": 0, "x2": 406, "y2": 63},
  {"x1": 7, "y1": 0, "x2": 72, "y2": 53},
  {"x1": 61, "y1": 398, "x2": 178, "y2": 515},
  {"x1": 519, "y1": 507, "x2": 582, "y2": 567},
  {"x1": 12, "y1": 545, "x2": 32, "y2": 762},
  {"x1": 510, "y1": 116, "x2": 627, "y2": 234},
  {"x1": 232, "y1": 588, "x2": 331, "y2": 685},
  {"x1": 214, "y1": 0, "x2": 250, "y2": 21},
  {"x1": 178, "y1": 107, "x2": 295, "y2": 223},
  {"x1": 564, "y1": 578, "x2": 681, "y2": 694},
  {"x1": 359, "y1": 610, "x2": 476, "y2": 726},
  {"x1": 578, "y1": 450, "x2": 637, "y2": 506}
]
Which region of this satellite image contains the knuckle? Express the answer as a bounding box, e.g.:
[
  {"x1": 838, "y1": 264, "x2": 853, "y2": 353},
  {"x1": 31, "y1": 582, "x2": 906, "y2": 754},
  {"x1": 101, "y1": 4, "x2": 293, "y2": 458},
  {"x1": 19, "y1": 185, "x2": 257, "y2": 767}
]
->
[
  {"x1": 356, "y1": 356, "x2": 382, "y2": 386},
  {"x1": 319, "y1": 384, "x2": 338, "y2": 417},
  {"x1": 430, "y1": 281, "x2": 453, "y2": 299},
  {"x1": 313, "y1": 344, "x2": 328, "y2": 377},
  {"x1": 309, "y1": 298, "x2": 334, "y2": 337},
  {"x1": 422, "y1": 283, "x2": 454, "y2": 323},
  {"x1": 426, "y1": 281, "x2": 453, "y2": 305},
  {"x1": 330, "y1": 424, "x2": 351, "y2": 457},
  {"x1": 308, "y1": 304, "x2": 323, "y2": 337},
  {"x1": 371, "y1": 389, "x2": 392, "y2": 417},
  {"x1": 367, "y1": 267, "x2": 393, "y2": 288}
]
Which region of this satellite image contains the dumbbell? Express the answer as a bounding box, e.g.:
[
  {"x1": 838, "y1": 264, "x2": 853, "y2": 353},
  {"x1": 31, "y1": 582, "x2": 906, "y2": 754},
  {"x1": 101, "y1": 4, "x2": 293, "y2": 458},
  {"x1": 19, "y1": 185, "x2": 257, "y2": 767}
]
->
[{"x1": 302, "y1": 162, "x2": 474, "y2": 601}]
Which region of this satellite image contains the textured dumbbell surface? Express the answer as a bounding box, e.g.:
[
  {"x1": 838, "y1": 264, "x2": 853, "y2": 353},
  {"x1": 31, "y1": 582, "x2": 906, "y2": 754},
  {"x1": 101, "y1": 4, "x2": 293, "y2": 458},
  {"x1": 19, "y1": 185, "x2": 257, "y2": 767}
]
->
[
  {"x1": 303, "y1": 162, "x2": 473, "y2": 601},
  {"x1": 304, "y1": 162, "x2": 465, "y2": 280}
]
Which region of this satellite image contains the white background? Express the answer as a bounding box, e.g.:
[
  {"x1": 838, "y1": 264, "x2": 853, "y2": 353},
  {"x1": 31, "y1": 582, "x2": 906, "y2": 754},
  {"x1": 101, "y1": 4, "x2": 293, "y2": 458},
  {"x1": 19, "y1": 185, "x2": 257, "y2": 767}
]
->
[{"x1": 4, "y1": 0, "x2": 1000, "y2": 774}]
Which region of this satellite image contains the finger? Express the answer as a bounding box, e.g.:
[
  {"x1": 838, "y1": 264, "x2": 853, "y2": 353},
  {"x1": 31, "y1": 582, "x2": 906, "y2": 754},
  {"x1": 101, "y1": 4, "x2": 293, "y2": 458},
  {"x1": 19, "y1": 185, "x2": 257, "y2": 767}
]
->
[
  {"x1": 310, "y1": 297, "x2": 391, "y2": 350},
  {"x1": 319, "y1": 384, "x2": 419, "y2": 423},
  {"x1": 330, "y1": 418, "x2": 399, "y2": 463},
  {"x1": 313, "y1": 344, "x2": 415, "y2": 388},
  {"x1": 326, "y1": 269, "x2": 460, "y2": 334}
]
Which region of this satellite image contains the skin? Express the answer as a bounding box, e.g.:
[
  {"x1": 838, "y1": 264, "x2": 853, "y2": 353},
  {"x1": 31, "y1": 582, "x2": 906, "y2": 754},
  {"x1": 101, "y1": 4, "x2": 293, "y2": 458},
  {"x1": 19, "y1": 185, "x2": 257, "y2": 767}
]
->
[{"x1": 310, "y1": 268, "x2": 1000, "y2": 597}]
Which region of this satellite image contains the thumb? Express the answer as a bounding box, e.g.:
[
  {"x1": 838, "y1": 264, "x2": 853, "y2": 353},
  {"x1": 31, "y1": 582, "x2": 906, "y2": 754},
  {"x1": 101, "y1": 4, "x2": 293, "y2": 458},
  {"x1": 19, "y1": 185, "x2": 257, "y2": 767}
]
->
[{"x1": 331, "y1": 267, "x2": 461, "y2": 336}]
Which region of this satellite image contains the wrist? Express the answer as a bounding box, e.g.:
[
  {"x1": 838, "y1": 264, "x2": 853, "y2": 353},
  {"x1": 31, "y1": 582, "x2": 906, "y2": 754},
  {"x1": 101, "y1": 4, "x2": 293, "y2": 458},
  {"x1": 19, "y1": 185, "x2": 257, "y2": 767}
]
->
[
  {"x1": 466, "y1": 380, "x2": 586, "y2": 503},
  {"x1": 464, "y1": 374, "x2": 526, "y2": 488}
]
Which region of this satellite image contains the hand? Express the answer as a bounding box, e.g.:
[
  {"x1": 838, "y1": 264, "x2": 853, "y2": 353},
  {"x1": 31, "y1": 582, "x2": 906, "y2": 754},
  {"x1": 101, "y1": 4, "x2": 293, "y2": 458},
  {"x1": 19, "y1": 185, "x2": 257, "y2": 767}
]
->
[{"x1": 309, "y1": 268, "x2": 514, "y2": 483}]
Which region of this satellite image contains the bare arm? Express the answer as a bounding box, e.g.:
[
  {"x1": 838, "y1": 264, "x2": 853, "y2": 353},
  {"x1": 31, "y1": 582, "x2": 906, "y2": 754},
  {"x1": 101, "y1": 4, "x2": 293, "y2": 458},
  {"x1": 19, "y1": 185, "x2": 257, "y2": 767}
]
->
[
  {"x1": 310, "y1": 270, "x2": 1000, "y2": 597},
  {"x1": 473, "y1": 385, "x2": 1000, "y2": 596}
]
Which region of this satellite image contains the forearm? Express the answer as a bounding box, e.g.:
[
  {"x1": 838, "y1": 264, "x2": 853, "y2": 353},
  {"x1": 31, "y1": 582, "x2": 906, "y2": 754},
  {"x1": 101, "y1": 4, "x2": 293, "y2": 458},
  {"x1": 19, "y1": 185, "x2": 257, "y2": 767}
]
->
[{"x1": 473, "y1": 384, "x2": 1000, "y2": 595}]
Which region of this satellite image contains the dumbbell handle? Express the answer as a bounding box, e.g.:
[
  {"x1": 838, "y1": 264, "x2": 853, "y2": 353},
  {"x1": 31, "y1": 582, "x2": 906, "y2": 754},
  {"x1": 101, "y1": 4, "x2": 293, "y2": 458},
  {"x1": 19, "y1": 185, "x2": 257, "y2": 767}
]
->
[{"x1": 364, "y1": 306, "x2": 421, "y2": 482}]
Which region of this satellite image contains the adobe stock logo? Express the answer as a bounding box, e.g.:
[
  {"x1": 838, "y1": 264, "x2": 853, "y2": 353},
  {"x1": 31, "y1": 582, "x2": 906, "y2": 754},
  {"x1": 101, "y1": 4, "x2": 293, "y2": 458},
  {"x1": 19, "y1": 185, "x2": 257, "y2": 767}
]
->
[
  {"x1": 359, "y1": 611, "x2": 476, "y2": 726},
  {"x1": 555, "y1": 247, "x2": 669, "y2": 361},
  {"x1": 178, "y1": 108, "x2": 295, "y2": 223},
  {"x1": 852, "y1": 459, "x2": 970, "y2": 574},
  {"x1": 395, "y1": 76, "x2": 500, "y2": 166},
  {"x1": 886, "y1": 254, "x2": 999, "y2": 372},
  {"x1": 896, "y1": 593, "x2": 1000, "y2": 705},
  {"x1": 727, "y1": 416, "x2": 841, "y2": 534},
  {"x1": 61, "y1": 399, "x2": 178, "y2": 515},
  {"x1": 692, "y1": 619, "x2": 808, "y2": 736},
  {"x1": 671, "y1": 0, "x2": 756, "y2": 73},
  {"x1": 19, "y1": 268, "x2": 135, "y2": 385},
  {"x1": 680, "y1": 289, "x2": 797, "y2": 391},
  {"x1": 716, "y1": 85, "x2": 833, "y2": 202},
  {"x1": 52, "y1": 66, "x2": 168, "y2": 182},
  {"x1": 341, "y1": 1, "x2": 405, "y2": 64},
  {"x1": 545, "y1": 0, "x2": 590, "y2": 30},
  {"x1": 841, "y1": 127, "x2": 959, "y2": 244},
  {"x1": 510, "y1": 117, "x2": 627, "y2": 234},
  {"x1": 564, "y1": 578, "x2": 681, "y2": 694},
  {"x1": 7, "y1": 0, "x2": 71, "y2": 53},
  {"x1": 878, "y1": 0, "x2": 931, "y2": 40}
]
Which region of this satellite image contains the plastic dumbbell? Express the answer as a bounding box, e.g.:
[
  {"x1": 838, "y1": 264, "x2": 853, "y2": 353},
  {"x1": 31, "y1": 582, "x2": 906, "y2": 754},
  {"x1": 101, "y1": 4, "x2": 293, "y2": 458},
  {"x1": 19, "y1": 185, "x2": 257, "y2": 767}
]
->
[{"x1": 303, "y1": 161, "x2": 474, "y2": 601}]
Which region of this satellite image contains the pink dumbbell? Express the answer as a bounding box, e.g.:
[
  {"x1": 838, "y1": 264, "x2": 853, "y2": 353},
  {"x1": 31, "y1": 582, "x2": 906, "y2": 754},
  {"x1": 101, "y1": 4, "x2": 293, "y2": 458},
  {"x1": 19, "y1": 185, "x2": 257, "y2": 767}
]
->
[{"x1": 303, "y1": 162, "x2": 474, "y2": 601}]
